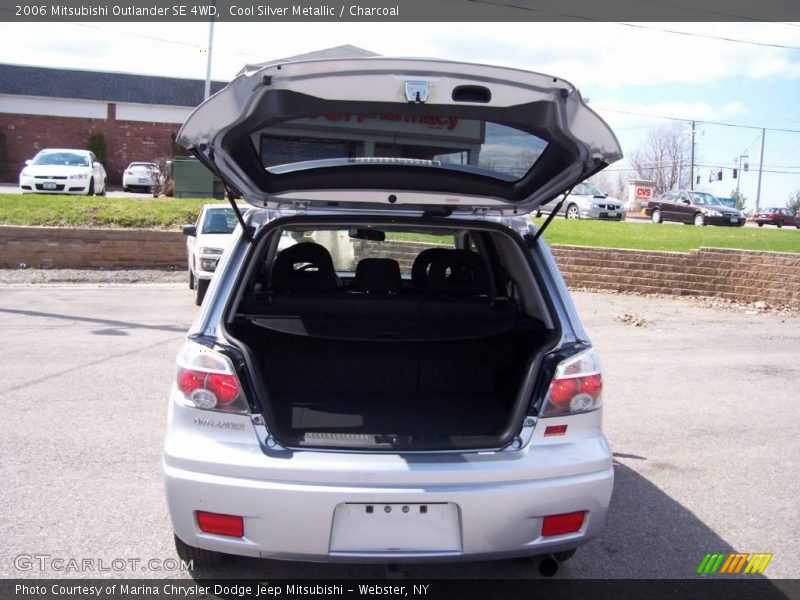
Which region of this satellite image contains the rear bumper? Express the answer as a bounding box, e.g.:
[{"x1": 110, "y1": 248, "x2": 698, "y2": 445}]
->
[
  {"x1": 164, "y1": 404, "x2": 614, "y2": 563},
  {"x1": 165, "y1": 463, "x2": 613, "y2": 562}
]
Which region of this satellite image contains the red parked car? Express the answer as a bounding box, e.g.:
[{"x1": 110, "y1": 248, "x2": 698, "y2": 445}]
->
[{"x1": 753, "y1": 207, "x2": 799, "y2": 228}]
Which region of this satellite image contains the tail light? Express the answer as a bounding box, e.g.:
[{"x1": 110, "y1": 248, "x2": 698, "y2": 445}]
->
[
  {"x1": 174, "y1": 341, "x2": 249, "y2": 414},
  {"x1": 125, "y1": 170, "x2": 133, "y2": 175},
  {"x1": 540, "y1": 348, "x2": 603, "y2": 417}
]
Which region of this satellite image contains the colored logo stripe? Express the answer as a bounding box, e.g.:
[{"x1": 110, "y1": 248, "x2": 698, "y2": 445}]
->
[{"x1": 697, "y1": 552, "x2": 772, "y2": 574}]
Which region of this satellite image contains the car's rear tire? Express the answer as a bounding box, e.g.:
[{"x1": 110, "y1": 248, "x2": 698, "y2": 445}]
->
[
  {"x1": 188, "y1": 268, "x2": 195, "y2": 290},
  {"x1": 123, "y1": 186, "x2": 130, "y2": 193},
  {"x1": 194, "y1": 278, "x2": 209, "y2": 306},
  {"x1": 174, "y1": 534, "x2": 224, "y2": 566},
  {"x1": 694, "y1": 213, "x2": 705, "y2": 226},
  {"x1": 86, "y1": 178, "x2": 95, "y2": 196},
  {"x1": 758, "y1": 222, "x2": 763, "y2": 227},
  {"x1": 776, "y1": 221, "x2": 782, "y2": 228},
  {"x1": 565, "y1": 204, "x2": 580, "y2": 220},
  {"x1": 651, "y1": 209, "x2": 662, "y2": 224}
]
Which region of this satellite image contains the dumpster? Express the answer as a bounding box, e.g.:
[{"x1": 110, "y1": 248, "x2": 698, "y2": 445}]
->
[{"x1": 172, "y1": 156, "x2": 223, "y2": 198}]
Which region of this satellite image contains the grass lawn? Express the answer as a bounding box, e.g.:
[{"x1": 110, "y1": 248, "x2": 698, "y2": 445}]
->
[
  {"x1": 0, "y1": 193, "x2": 208, "y2": 229},
  {"x1": 1, "y1": 194, "x2": 798, "y2": 253},
  {"x1": 530, "y1": 217, "x2": 800, "y2": 254}
]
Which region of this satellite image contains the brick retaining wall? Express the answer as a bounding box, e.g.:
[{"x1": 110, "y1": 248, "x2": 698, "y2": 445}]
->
[
  {"x1": 0, "y1": 225, "x2": 185, "y2": 269},
  {"x1": 2, "y1": 226, "x2": 798, "y2": 308}
]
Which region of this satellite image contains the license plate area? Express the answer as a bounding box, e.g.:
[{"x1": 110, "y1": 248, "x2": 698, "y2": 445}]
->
[
  {"x1": 729, "y1": 217, "x2": 738, "y2": 223},
  {"x1": 43, "y1": 182, "x2": 57, "y2": 190},
  {"x1": 329, "y1": 503, "x2": 461, "y2": 553}
]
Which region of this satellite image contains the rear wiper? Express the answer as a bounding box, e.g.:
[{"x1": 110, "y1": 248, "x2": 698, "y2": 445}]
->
[
  {"x1": 190, "y1": 147, "x2": 254, "y2": 243},
  {"x1": 529, "y1": 185, "x2": 575, "y2": 244}
]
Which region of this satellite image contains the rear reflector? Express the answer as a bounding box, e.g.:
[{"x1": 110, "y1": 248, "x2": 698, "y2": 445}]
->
[
  {"x1": 544, "y1": 424, "x2": 568, "y2": 437},
  {"x1": 196, "y1": 511, "x2": 244, "y2": 537},
  {"x1": 541, "y1": 511, "x2": 585, "y2": 537}
]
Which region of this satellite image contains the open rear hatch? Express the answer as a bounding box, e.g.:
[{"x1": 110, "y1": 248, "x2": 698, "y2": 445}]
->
[{"x1": 178, "y1": 57, "x2": 622, "y2": 215}]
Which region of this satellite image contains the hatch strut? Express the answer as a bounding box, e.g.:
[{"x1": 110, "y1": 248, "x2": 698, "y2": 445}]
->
[
  {"x1": 530, "y1": 185, "x2": 575, "y2": 244},
  {"x1": 190, "y1": 148, "x2": 254, "y2": 243}
]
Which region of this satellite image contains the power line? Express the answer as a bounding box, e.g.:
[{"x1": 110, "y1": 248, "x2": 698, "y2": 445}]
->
[
  {"x1": 595, "y1": 107, "x2": 800, "y2": 134},
  {"x1": 616, "y1": 22, "x2": 800, "y2": 51},
  {"x1": 463, "y1": 1, "x2": 800, "y2": 51}
]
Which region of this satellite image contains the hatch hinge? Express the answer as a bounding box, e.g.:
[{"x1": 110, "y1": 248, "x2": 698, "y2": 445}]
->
[{"x1": 473, "y1": 207, "x2": 488, "y2": 220}]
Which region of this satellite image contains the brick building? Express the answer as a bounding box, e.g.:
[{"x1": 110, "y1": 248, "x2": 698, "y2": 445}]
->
[
  {"x1": 0, "y1": 46, "x2": 378, "y2": 186},
  {"x1": 0, "y1": 63, "x2": 227, "y2": 184}
]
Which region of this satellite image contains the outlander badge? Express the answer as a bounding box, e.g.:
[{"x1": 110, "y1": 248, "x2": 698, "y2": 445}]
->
[{"x1": 404, "y1": 81, "x2": 430, "y2": 103}]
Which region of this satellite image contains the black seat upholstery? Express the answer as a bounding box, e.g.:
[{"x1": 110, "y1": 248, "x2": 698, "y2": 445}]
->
[
  {"x1": 411, "y1": 247, "x2": 452, "y2": 290},
  {"x1": 270, "y1": 242, "x2": 339, "y2": 291},
  {"x1": 426, "y1": 250, "x2": 491, "y2": 296},
  {"x1": 353, "y1": 258, "x2": 402, "y2": 294}
]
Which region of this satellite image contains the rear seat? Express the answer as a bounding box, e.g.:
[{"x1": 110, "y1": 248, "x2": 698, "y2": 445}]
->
[{"x1": 242, "y1": 247, "x2": 524, "y2": 340}]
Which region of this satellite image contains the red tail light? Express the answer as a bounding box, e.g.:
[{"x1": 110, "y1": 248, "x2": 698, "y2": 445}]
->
[
  {"x1": 540, "y1": 348, "x2": 603, "y2": 417},
  {"x1": 196, "y1": 511, "x2": 244, "y2": 537},
  {"x1": 174, "y1": 341, "x2": 248, "y2": 414},
  {"x1": 542, "y1": 511, "x2": 585, "y2": 536},
  {"x1": 177, "y1": 368, "x2": 240, "y2": 407}
]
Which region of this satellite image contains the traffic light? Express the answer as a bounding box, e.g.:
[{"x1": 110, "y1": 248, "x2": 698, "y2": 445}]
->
[{"x1": 733, "y1": 168, "x2": 738, "y2": 179}]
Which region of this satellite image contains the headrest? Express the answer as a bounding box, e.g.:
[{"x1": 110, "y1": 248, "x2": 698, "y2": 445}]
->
[
  {"x1": 353, "y1": 258, "x2": 402, "y2": 294},
  {"x1": 270, "y1": 242, "x2": 339, "y2": 291},
  {"x1": 411, "y1": 247, "x2": 452, "y2": 289},
  {"x1": 427, "y1": 250, "x2": 490, "y2": 296}
]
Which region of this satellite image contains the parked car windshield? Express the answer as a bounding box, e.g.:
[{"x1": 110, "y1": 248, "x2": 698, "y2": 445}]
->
[
  {"x1": 689, "y1": 192, "x2": 721, "y2": 206},
  {"x1": 201, "y1": 208, "x2": 241, "y2": 234},
  {"x1": 573, "y1": 182, "x2": 604, "y2": 197},
  {"x1": 130, "y1": 163, "x2": 157, "y2": 170},
  {"x1": 259, "y1": 116, "x2": 549, "y2": 182},
  {"x1": 33, "y1": 152, "x2": 90, "y2": 167}
]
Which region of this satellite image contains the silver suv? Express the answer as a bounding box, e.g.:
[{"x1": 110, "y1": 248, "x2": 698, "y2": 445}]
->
[{"x1": 163, "y1": 57, "x2": 622, "y2": 571}]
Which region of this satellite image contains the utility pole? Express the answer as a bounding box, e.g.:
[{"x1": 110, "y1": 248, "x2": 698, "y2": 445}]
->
[
  {"x1": 689, "y1": 120, "x2": 696, "y2": 190},
  {"x1": 755, "y1": 129, "x2": 765, "y2": 213},
  {"x1": 203, "y1": 11, "x2": 215, "y2": 100}
]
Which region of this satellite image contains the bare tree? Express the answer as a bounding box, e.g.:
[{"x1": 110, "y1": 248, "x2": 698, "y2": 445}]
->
[
  {"x1": 629, "y1": 124, "x2": 692, "y2": 195},
  {"x1": 589, "y1": 171, "x2": 627, "y2": 201}
]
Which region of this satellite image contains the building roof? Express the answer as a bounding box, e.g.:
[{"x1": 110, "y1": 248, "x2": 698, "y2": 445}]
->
[
  {"x1": 0, "y1": 63, "x2": 228, "y2": 107},
  {"x1": 237, "y1": 44, "x2": 379, "y2": 74},
  {"x1": 0, "y1": 46, "x2": 378, "y2": 107}
]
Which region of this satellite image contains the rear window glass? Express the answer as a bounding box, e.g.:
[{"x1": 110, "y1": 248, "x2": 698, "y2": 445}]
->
[{"x1": 258, "y1": 116, "x2": 548, "y2": 182}]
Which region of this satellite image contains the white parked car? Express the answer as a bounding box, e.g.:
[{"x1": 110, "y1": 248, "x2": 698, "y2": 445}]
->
[
  {"x1": 122, "y1": 162, "x2": 159, "y2": 193},
  {"x1": 19, "y1": 148, "x2": 107, "y2": 195},
  {"x1": 165, "y1": 57, "x2": 621, "y2": 574},
  {"x1": 183, "y1": 204, "x2": 249, "y2": 306}
]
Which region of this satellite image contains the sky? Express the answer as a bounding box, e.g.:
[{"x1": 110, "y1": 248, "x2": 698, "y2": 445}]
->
[{"x1": 1, "y1": 21, "x2": 799, "y2": 210}]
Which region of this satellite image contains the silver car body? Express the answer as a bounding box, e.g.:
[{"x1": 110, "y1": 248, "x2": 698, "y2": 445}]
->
[{"x1": 164, "y1": 57, "x2": 621, "y2": 563}]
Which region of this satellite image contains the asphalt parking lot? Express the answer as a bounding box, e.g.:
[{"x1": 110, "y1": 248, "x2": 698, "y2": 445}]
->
[{"x1": 1, "y1": 284, "x2": 798, "y2": 580}]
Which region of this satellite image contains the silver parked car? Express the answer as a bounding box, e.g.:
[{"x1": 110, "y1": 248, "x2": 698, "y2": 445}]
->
[
  {"x1": 537, "y1": 182, "x2": 625, "y2": 220},
  {"x1": 164, "y1": 57, "x2": 622, "y2": 572}
]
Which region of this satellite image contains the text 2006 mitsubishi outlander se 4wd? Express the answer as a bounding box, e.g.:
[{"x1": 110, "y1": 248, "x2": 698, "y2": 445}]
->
[{"x1": 163, "y1": 57, "x2": 622, "y2": 572}]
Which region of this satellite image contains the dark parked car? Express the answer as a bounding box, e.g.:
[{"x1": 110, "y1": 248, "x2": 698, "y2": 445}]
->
[
  {"x1": 753, "y1": 207, "x2": 799, "y2": 228},
  {"x1": 645, "y1": 190, "x2": 745, "y2": 227}
]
